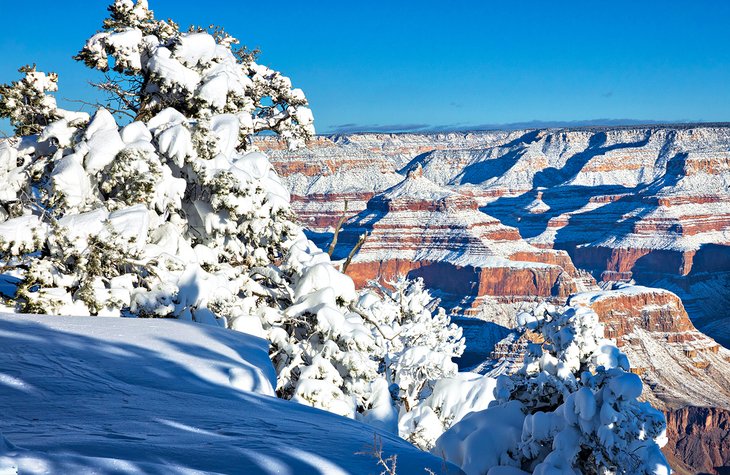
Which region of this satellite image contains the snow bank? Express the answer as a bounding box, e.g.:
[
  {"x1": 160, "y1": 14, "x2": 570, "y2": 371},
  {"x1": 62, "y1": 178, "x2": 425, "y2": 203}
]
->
[
  {"x1": 0, "y1": 313, "x2": 461, "y2": 474},
  {"x1": 436, "y1": 401, "x2": 525, "y2": 475}
]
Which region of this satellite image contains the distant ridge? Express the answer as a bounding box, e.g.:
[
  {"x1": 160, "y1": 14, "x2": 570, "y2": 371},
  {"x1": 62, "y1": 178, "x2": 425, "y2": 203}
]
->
[{"x1": 322, "y1": 120, "x2": 730, "y2": 136}]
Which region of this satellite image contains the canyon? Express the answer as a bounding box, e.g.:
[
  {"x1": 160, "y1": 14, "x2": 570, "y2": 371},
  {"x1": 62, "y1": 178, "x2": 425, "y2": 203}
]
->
[
  {"x1": 264, "y1": 125, "x2": 730, "y2": 473},
  {"x1": 263, "y1": 126, "x2": 730, "y2": 347}
]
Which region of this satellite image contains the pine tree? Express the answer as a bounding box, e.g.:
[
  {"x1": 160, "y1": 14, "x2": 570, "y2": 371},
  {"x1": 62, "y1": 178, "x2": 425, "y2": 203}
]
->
[
  {"x1": 0, "y1": 0, "x2": 376, "y2": 420},
  {"x1": 356, "y1": 276, "x2": 465, "y2": 443}
]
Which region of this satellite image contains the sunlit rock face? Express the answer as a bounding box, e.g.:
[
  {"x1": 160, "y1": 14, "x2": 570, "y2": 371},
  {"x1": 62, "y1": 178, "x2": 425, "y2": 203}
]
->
[
  {"x1": 329, "y1": 166, "x2": 585, "y2": 312},
  {"x1": 568, "y1": 286, "x2": 730, "y2": 409}
]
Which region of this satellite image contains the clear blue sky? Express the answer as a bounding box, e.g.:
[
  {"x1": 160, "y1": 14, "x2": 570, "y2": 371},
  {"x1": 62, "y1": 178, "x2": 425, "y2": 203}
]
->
[{"x1": 1, "y1": 1, "x2": 728, "y2": 134}]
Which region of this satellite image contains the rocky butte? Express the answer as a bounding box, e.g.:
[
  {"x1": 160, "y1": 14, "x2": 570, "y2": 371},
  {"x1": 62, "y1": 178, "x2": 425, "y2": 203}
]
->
[
  {"x1": 263, "y1": 124, "x2": 730, "y2": 474},
  {"x1": 331, "y1": 163, "x2": 587, "y2": 312}
]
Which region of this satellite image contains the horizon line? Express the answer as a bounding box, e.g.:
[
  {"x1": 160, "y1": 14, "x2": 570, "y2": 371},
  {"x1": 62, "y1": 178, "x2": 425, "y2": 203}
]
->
[{"x1": 320, "y1": 118, "x2": 730, "y2": 135}]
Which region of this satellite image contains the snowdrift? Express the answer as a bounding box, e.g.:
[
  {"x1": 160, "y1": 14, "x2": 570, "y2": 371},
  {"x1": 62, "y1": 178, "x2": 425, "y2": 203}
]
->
[{"x1": 0, "y1": 313, "x2": 461, "y2": 474}]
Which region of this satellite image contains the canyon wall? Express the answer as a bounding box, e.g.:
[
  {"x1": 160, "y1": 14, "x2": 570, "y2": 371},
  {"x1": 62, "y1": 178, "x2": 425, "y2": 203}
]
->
[
  {"x1": 263, "y1": 125, "x2": 730, "y2": 473},
  {"x1": 263, "y1": 125, "x2": 730, "y2": 347}
]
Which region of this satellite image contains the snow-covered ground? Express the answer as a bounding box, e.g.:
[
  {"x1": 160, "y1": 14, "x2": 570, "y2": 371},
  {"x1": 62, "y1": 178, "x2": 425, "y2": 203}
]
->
[{"x1": 0, "y1": 313, "x2": 460, "y2": 474}]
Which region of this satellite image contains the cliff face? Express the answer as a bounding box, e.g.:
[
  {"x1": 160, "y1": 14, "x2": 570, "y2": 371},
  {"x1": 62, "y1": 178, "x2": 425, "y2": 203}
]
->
[
  {"x1": 569, "y1": 286, "x2": 730, "y2": 411},
  {"x1": 569, "y1": 285, "x2": 695, "y2": 342},
  {"x1": 331, "y1": 166, "x2": 587, "y2": 311},
  {"x1": 664, "y1": 407, "x2": 730, "y2": 475},
  {"x1": 264, "y1": 125, "x2": 730, "y2": 347}
]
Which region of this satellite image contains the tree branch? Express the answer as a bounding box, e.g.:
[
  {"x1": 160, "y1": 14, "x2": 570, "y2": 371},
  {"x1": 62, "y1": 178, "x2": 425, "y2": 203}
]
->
[{"x1": 328, "y1": 199, "x2": 348, "y2": 256}]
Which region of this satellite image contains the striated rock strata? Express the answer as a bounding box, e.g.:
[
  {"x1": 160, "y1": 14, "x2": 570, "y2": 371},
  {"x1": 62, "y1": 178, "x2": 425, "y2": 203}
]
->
[
  {"x1": 264, "y1": 126, "x2": 730, "y2": 347},
  {"x1": 331, "y1": 165, "x2": 590, "y2": 312}
]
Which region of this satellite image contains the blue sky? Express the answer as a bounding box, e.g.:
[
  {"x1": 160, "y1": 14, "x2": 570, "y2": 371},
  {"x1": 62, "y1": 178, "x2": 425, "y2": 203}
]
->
[{"x1": 1, "y1": 1, "x2": 728, "y2": 134}]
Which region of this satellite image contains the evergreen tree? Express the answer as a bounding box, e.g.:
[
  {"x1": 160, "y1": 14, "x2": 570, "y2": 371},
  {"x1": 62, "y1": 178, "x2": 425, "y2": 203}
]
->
[
  {"x1": 435, "y1": 303, "x2": 671, "y2": 475},
  {"x1": 0, "y1": 0, "x2": 374, "y2": 420}
]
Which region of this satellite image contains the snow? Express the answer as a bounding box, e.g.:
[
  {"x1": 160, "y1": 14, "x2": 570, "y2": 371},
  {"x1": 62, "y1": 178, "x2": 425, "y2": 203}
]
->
[
  {"x1": 435, "y1": 401, "x2": 525, "y2": 475},
  {"x1": 0, "y1": 215, "x2": 46, "y2": 255},
  {"x1": 146, "y1": 107, "x2": 187, "y2": 133},
  {"x1": 399, "y1": 372, "x2": 497, "y2": 450},
  {"x1": 147, "y1": 47, "x2": 201, "y2": 92},
  {"x1": 120, "y1": 121, "x2": 152, "y2": 144},
  {"x1": 608, "y1": 372, "x2": 643, "y2": 400},
  {"x1": 379, "y1": 167, "x2": 454, "y2": 202},
  {"x1": 107, "y1": 204, "x2": 150, "y2": 249},
  {"x1": 105, "y1": 28, "x2": 143, "y2": 70},
  {"x1": 38, "y1": 119, "x2": 77, "y2": 148},
  {"x1": 51, "y1": 154, "x2": 91, "y2": 208},
  {"x1": 525, "y1": 196, "x2": 550, "y2": 214},
  {"x1": 174, "y1": 32, "x2": 217, "y2": 67},
  {"x1": 0, "y1": 313, "x2": 460, "y2": 475},
  {"x1": 293, "y1": 262, "x2": 357, "y2": 302},
  {"x1": 210, "y1": 114, "x2": 240, "y2": 157},
  {"x1": 435, "y1": 303, "x2": 671, "y2": 475},
  {"x1": 569, "y1": 283, "x2": 676, "y2": 307},
  {"x1": 83, "y1": 108, "x2": 118, "y2": 139},
  {"x1": 56, "y1": 208, "x2": 108, "y2": 246},
  {"x1": 155, "y1": 123, "x2": 193, "y2": 166},
  {"x1": 84, "y1": 127, "x2": 125, "y2": 173}
]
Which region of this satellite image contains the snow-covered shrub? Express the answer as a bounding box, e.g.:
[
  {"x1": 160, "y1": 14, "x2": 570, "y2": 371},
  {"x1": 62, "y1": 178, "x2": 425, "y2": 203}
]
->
[
  {"x1": 0, "y1": 0, "x2": 379, "y2": 420},
  {"x1": 356, "y1": 277, "x2": 466, "y2": 444},
  {"x1": 435, "y1": 303, "x2": 671, "y2": 475},
  {"x1": 399, "y1": 372, "x2": 496, "y2": 451}
]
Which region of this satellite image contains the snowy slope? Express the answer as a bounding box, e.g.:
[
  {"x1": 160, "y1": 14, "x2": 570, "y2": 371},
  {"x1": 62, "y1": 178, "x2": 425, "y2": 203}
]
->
[{"x1": 0, "y1": 313, "x2": 460, "y2": 474}]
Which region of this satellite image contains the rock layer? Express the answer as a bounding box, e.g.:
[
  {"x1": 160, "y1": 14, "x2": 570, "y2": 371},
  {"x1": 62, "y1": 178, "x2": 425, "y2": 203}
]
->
[
  {"x1": 664, "y1": 406, "x2": 730, "y2": 475},
  {"x1": 264, "y1": 126, "x2": 730, "y2": 347},
  {"x1": 331, "y1": 166, "x2": 587, "y2": 311}
]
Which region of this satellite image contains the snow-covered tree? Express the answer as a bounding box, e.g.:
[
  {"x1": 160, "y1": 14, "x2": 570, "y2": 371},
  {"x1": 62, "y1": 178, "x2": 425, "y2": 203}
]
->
[
  {"x1": 74, "y1": 0, "x2": 314, "y2": 148},
  {"x1": 0, "y1": 4, "x2": 673, "y2": 471},
  {"x1": 0, "y1": 65, "x2": 82, "y2": 137},
  {"x1": 0, "y1": 0, "x2": 375, "y2": 421},
  {"x1": 356, "y1": 277, "x2": 466, "y2": 443},
  {"x1": 435, "y1": 303, "x2": 671, "y2": 475}
]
